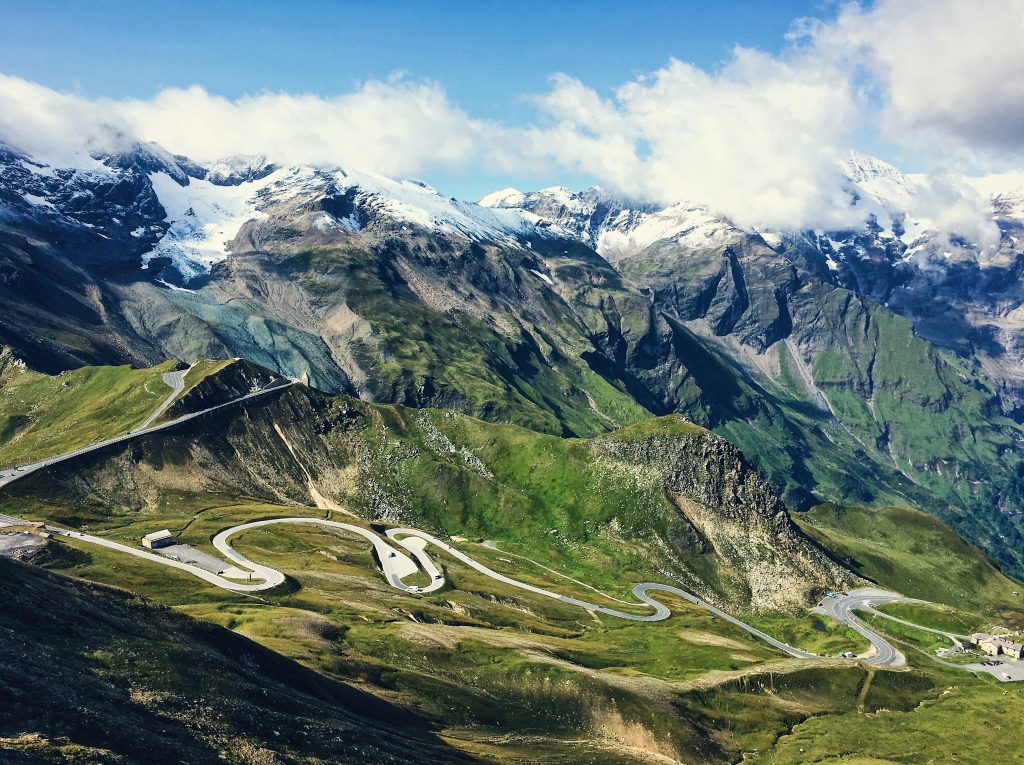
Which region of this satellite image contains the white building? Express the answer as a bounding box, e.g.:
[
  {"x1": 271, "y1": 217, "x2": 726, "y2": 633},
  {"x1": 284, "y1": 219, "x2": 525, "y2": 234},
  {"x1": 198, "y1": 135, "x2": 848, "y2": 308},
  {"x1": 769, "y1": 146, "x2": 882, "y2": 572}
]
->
[{"x1": 141, "y1": 529, "x2": 173, "y2": 549}]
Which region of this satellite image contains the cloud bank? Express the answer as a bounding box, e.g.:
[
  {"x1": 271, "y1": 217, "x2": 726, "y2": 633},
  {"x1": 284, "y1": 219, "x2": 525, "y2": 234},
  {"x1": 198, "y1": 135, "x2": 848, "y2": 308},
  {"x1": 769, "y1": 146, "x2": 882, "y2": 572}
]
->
[
  {"x1": 0, "y1": 74, "x2": 502, "y2": 179},
  {"x1": 526, "y1": 50, "x2": 862, "y2": 229},
  {"x1": 0, "y1": 0, "x2": 1021, "y2": 236},
  {"x1": 807, "y1": 0, "x2": 1024, "y2": 161}
]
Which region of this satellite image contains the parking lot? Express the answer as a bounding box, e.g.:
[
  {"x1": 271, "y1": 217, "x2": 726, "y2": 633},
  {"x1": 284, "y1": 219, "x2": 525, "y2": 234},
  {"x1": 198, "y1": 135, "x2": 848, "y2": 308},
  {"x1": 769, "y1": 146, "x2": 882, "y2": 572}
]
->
[
  {"x1": 962, "y1": 658, "x2": 1024, "y2": 682},
  {"x1": 155, "y1": 543, "x2": 236, "y2": 575}
]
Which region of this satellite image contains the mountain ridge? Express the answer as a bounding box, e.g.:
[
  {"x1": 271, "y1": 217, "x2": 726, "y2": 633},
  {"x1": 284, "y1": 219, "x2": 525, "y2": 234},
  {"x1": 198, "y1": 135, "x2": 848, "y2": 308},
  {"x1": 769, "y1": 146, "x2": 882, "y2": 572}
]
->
[{"x1": 1, "y1": 140, "x2": 1023, "y2": 577}]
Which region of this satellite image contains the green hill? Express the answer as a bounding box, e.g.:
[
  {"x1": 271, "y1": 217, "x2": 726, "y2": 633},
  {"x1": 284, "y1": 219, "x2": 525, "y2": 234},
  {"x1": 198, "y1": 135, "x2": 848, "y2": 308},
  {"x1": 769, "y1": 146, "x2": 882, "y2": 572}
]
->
[
  {"x1": 1, "y1": 374, "x2": 852, "y2": 613},
  {"x1": 0, "y1": 349, "x2": 178, "y2": 469},
  {"x1": 797, "y1": 504, "x2": 1024, "y2": 623}
]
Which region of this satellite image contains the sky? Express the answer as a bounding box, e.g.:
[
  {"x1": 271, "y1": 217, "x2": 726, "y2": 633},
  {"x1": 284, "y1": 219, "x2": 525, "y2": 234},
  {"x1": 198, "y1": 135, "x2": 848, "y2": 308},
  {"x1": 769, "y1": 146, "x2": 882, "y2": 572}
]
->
[
  {"x1": 1, "y1": 0, "x2": 1023, "y2": 235},
  {"x1": 0, "y1": 0, "x2": 822, "y2": 197},
  {"x1": 0, "y1": 1, "x2": 815, "y2": 109}
]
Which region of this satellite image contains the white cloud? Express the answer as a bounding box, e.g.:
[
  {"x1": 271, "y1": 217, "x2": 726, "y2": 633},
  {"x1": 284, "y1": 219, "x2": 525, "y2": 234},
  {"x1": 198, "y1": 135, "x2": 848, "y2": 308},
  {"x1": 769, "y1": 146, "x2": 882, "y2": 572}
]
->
[
  {"x1": 523, "y1": 49, "x2": 865, "y2": 230},
  {"x1": 802, "y1": 0, "x2": 1024, "y2": 165},
  {"x1": 117, "y1": 80, "x2": 495, "y2": 177},
  {"x1": 911, "y1": 170, "x2": 1003, "y2": 262},
  {"x1": 0, "y1": 75, "x2": 136, "y2": 166},
  {"x1": 1, "y1": 0, "x2": 1022, "y2": 242},
  {"x1": 0, "y1": 74, "x2": 501, "y2": 179}
]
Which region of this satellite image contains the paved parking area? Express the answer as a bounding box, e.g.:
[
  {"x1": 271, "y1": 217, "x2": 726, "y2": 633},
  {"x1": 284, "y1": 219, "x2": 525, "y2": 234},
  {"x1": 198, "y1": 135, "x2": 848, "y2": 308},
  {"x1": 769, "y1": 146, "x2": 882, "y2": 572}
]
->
[
  {"x1": 963, "y1": 659, "x2": 1024, "y2": 682},
  {"x1": 155, "y1": 543, "x2": 233, "y2": 575}
]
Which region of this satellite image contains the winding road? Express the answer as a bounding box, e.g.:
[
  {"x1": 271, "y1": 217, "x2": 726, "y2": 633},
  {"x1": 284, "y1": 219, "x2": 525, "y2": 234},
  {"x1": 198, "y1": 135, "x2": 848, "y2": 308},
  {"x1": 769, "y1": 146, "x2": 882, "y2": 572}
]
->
[
  {"x1": 34, "y1": 512, "x2": 909, "y2": 666},
  {"x1": 131, "y1": 367, "x2": 189, "y2": 433},
  {"x1": 816, "y1": 589, "x2": 911, "y2": 667},
  {"x1": 6, "y1": 369, "x2": 1010, "y2": 675}
]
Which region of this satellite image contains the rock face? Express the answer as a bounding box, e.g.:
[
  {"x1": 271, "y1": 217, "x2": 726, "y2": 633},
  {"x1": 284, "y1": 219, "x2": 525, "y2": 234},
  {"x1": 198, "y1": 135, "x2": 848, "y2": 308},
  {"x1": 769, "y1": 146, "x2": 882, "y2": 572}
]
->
[
  {"x1": 591, "y1": 428, "x2": 852, "y2": 609},
  {"x1": 0, "y1": 140, "x2": 1022, "y2": 576},
  {"x1": 165, "y1": 358, "x2": 285, "y2": 417}
]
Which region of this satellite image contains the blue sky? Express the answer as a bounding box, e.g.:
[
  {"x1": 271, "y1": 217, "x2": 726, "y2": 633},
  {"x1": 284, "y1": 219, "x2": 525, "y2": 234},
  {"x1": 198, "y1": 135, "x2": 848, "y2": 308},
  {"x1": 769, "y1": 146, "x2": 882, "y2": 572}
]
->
[
  {"x1": 0, "y1": 1, "x2": 825, "y2": 105},
  {"x1": 0, "y1": 0, "x2": 840, "y2": 198}
]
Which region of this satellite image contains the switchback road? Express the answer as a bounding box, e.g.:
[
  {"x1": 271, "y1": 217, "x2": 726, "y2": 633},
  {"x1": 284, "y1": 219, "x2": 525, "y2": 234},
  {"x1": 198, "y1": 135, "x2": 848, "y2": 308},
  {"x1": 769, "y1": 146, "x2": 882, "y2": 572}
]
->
[
  {"x1": 33, "y1": 514, "x2": 907, "y2": 666},
  {"x1": 816, "y1": 589, "x2": 911, "y2": 667}
]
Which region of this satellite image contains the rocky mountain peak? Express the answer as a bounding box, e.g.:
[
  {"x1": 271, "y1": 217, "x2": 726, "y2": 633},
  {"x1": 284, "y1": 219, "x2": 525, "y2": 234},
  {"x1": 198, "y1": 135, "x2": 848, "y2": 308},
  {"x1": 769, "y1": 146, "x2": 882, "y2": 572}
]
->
[
  {"x1": 204, "y1": 154, "x2": 278, "y2": 186},
  {"x1": 99, "y1": 141, "x2": 204, "y2": 187},
  {"x1": 843, "y1": 151, "x2": 909, "y2": 184}
]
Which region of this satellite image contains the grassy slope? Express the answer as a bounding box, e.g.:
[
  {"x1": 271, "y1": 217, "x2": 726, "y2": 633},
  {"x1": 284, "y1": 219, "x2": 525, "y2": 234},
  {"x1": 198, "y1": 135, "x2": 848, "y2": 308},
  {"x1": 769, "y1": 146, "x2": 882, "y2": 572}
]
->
[
  {"x1": 746, "y1": 663, "x2": 1024, "y2": 764},
  {"x1": 0, "y1": 353, "x2": 269, "y2": 469},
  {"x1": 872, "y1": 601, "x2": 981, "y2": 635},
  {"x1": 341, "y1": 405, "x2": 844, "y2": 610},
  {"x1": 0, "y1": 555, "x2": 469, "y2": 765},
  {"x1": 34, "y1": 513, "x2": 1020, "y2": 765},
  {"x1": 856, "y1": 611, "x2": 954, "y2": 653},
  {"x1": 32, "y1": 500, "x2": 888, "y2": 764},
  {"x1": 810, "y1": 297, "x2": 1024, "y2": 574},
  {"x1": 0, "y1": 353, "x2": 177, "y2": 468},
  {"x1": 743, "y1": 612, "x2": 868, "y2": 657},
  {"x1": 3, "y1": 358, "x2": 1024, "y2": 762},
  {"x1": 797, "y1": 504, "x2": 1024, "y2": 624},
  {"x1": 29, "y1": 501, "x2": 785, "y2": 764}
]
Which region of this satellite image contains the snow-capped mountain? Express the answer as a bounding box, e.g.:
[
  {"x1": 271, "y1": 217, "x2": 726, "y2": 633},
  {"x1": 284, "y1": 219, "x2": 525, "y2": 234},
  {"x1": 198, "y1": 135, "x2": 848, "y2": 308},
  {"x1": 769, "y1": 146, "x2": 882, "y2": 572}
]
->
[
  {"x1": 481, "y1": 154, "x2": 1024, "y2": 420},
  {"x1": 2, "y1": 135, "x2": 1024, "y2": 577},
  {"x1": 8, "y1": 137, "x2": 1020, "y2": 293},
  {"x1": 481, "y1": 152, "x2": 1023, "y2": 269},
  {"x1": 479, "y1": 186, "x2": 741, "y2": 262},
  {"x1": 0, "y1": 142, "x2": 556, "y2": 285}
]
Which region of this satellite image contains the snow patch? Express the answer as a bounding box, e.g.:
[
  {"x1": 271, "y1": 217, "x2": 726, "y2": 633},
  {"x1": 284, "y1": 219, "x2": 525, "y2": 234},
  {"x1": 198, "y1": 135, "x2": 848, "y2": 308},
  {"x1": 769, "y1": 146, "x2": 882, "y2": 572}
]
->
[
  {"x1": 267, "y1": 166, "x2": 542, "y2": 246},
  {"x1": 313, "y1": 210, "x2": 361, "y2": 233},
  {"x1": 155, "y1": 278, "x2": 197, "y2": 294},
  {"x1": 529, "y1": 268, "x2": 553, "y2": 285},
  {"x1": 478, "y1": 187, "x2": 525, "y2": 207},
  {"x1": 142, "y1": 169, "x2": 283, "y2": 281},
  {"x1": 21, "y1": 192, "x2": 53, "y2": 208}
]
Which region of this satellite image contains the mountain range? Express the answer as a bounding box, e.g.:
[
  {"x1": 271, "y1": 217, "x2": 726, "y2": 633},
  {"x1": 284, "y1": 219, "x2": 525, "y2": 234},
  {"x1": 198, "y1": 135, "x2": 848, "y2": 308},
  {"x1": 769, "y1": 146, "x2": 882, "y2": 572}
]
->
[{"x1": 2, "y1": 140, "x2": 1023, "y2": 578}]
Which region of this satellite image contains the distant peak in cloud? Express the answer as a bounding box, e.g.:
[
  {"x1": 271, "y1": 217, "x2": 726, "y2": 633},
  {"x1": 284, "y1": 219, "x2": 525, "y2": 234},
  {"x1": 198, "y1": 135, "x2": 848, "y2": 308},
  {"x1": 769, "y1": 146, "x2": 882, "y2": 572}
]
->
[{"x1": 1, "y1": 0, "x2": 1021, "y2": 242}]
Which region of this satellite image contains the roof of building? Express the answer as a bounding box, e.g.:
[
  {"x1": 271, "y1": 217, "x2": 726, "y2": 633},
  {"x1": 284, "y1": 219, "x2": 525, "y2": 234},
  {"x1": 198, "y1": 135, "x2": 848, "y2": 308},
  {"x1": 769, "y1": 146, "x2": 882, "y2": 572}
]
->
[{"x1": 142, "y1": 529, "x2": 173, "y2": 542}]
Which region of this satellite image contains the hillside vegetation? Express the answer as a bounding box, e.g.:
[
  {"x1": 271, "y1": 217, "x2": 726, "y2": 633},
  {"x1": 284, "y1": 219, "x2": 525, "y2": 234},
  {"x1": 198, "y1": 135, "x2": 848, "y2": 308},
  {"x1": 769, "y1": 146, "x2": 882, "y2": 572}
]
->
[
  {"x1": 1, "y1": 372, "x2": 852, "y2": 612},
  {"x1": 3, "y1": 359, "x2": 1023, "y2": 763},
  {"x1": 0, "y1": 349, "x2": 177, "y2": 468},
  {"x1": 797, "y1": 504, "x2": 1024, "y2": 623},
  {"x1": 0, "y1": 555, "x2": 469, "y2": 764}
]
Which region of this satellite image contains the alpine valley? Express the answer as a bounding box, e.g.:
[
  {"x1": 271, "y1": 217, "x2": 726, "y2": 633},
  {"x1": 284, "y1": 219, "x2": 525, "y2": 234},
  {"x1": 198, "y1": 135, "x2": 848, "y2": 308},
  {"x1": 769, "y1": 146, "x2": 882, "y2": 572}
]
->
[{"x1": 3, "y1": 138, "x2": 1024, "y2": 764}]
